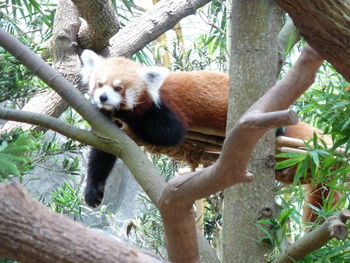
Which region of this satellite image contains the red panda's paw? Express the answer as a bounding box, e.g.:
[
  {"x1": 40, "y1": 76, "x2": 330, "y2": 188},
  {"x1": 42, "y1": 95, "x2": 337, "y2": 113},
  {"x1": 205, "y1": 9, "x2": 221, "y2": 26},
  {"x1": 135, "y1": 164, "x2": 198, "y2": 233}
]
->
[{"x1": 84, "y1": 184, "x2": 104, "y2": 207}]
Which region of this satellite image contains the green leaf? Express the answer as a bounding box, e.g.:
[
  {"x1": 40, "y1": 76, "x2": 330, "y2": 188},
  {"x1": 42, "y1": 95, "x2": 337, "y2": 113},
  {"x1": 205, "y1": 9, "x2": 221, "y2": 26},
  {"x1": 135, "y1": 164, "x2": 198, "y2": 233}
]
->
[
  {"x1": 309, "y1": 151, "x2": 320, "y2": 167},
  {"x1": 275, "y1": 153, "x2": 307, "y2": 170},
  {"x1": 293, "y1": 158, "x2": 309, "y2": 185}
]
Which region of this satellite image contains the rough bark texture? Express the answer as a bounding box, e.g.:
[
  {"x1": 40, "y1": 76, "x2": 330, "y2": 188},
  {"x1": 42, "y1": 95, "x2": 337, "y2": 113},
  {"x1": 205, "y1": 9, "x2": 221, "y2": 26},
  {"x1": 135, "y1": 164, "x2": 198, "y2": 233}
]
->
[
  {"x1": 222, "y1": 1, "x2": 281, "y2": 262},
  {"x1": 0, "y1": 183, "x2": 162, "y2": 263},
  {"x1": 71, "y1": 0, "x2": 119, "y2": 50},
  {"x1": 0, "y1": 0, "x2": 80, "y2": 133},
  {"x1": 274, "y1": 210, "x2": 350, "y2": 263},
  {"x1": 0, "y1": 28, "x2": 219, "y2": 263},
  {"x1": 159, "y1": 45, "x2": 323, "y2": 262},
  {"x1": 276, "y1": 0, "x2": 350, "y2": 82},
  {"x1": 109, "y1": 0, "x2": 212, "y2": 57}
]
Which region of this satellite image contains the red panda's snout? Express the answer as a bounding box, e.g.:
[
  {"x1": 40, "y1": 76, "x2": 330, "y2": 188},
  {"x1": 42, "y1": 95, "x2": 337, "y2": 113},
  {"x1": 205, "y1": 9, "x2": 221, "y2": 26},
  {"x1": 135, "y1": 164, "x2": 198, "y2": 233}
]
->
[{"x1": 93, "y1": 84, "x2": 123, "y2": 110}]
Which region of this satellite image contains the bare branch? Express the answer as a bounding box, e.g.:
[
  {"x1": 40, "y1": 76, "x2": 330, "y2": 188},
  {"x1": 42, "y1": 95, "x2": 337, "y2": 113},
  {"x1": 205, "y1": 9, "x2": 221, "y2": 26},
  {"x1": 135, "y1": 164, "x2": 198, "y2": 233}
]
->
[
  {"x1": 71, "y1": 0, "x2": 119, "y2": 50},
  {"x1": 0, "y1": 107, "x2": 101, "y2": 147},
  {"x1": 239, "y1": 110, "x2": 298, "y2": 130},
  {"x1": 158, "y1": 45, "x2": 324, "y2": 262},
  {"x1": 109, "y1": 0, "x2": 212, "y2": 57},
  {"x1": 274, "y1": 210, "x2": 350, "y2": 263},
  {"x1": 0, "y1": 182, "x2": 163, "y2": 263}
]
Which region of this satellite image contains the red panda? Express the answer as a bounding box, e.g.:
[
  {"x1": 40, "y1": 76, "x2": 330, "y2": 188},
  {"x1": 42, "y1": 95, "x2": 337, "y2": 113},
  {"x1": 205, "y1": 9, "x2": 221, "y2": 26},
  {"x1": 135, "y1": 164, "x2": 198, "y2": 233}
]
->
[{"x1": 80, "y1": 50, "x2": 338, "y2": 222}]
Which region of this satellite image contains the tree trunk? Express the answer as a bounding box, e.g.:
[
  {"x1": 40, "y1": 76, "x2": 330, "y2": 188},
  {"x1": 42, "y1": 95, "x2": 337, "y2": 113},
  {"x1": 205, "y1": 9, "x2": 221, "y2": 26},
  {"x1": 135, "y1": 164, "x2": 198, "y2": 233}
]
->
[
  {"x1": 0, "y1": 183, "x2": 162, "y2": 263},
  {"x1": 222, "y1": 1, "x2": 281, "y2": 262}
]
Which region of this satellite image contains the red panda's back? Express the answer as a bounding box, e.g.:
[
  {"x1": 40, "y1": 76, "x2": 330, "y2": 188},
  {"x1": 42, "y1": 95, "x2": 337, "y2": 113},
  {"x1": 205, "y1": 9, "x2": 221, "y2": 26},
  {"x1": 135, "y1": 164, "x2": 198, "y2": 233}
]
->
[{"x1": 160, "y1": 71, "x2": 229, "y2": 136}]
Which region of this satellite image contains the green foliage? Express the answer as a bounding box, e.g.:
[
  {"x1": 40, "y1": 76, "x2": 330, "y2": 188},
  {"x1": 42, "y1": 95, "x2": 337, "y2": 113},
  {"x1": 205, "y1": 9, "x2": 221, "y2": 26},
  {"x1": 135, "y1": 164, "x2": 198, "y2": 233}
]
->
[
  {"x1": 127, "y1": 193, "x2": 166, "y2": 259},
  {"x1": 160, "y1": 38, "x2": 227, "y2": 72},
  {"x1": 1, "y1": 0, "x2": 56, "y2": 40},
  {"x1": 197, "y1": 0, "x2": 227, "y2": 57},
  {"x1": 49, "y1": 181, "x2": 83, "y2": 220},
  {"x1": 270, "y1": 47, "x2": 350, "y2": 261},
  {"x1": 0, "y1": 258, "x2": 17, "y2": 263},
  {"x1": 0, "y1": 131, "x2": 38, "y2": 181},
  {"x1": 203, "y1": 194, "x2": 222, "y2": 245},
  {"x1": 150, "y1": 154, "x2": 178, "y2": 182},
  {"x1": 0, "y1": 48, "x2": 45, "y2": 104}
]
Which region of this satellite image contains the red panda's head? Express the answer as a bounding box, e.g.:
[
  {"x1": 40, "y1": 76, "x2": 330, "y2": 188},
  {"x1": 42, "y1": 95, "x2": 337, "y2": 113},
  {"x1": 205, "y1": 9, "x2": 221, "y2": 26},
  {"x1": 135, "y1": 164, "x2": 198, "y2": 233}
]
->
[{"x1": 80, "y1": 50, "x2": 169, "y2": 111}]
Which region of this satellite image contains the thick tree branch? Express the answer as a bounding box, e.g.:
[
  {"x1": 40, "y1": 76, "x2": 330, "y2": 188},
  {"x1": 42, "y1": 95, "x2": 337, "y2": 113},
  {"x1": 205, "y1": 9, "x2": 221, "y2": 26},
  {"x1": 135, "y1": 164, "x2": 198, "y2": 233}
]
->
[
  {"x1": 275, "y1": 0, "x2": 350, "y2": 81},
  {"x1": 0, "y1": 182, "x2": 162, "y2": 263},
  {"x1": 158, "y1": 45, "x2": 324, "y2": 262},
  {"x1": 0, "y1": 29, "x2": 219, "y2": 263},
  {"x1": 71, "y1": 0, "x2": 119, "y2": 50},
  {"x1": 0, "y1": 107, "x2": 107, "y2": 151},
  {"x1": 109, "y1": 0, "x2": 212, "y2": 57},
  {"x1": 274, "y1": 210, "x2": 350, "y2": 263}
]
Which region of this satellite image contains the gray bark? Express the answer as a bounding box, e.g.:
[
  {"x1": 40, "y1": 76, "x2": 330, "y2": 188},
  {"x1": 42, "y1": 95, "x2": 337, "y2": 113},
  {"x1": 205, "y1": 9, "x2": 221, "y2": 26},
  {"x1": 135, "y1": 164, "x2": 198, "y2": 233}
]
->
[
  {"x1": 222, "y1": 1, "x2": 281, "y2": 262},
  {"x1": 0, "y1": 183, "x2": 163, "y2": 263},
  {"x1": 109, "y1": 0, "x2": 212, "y2": 57},
  {"x1": 71, "y1": 0, "x2": 119, "y2": 50}
]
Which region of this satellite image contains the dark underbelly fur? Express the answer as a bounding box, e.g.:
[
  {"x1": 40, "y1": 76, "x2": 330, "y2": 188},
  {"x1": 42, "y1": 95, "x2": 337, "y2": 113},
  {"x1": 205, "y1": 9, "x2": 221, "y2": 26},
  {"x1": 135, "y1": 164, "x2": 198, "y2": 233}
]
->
[
  {"x1": 113, "y1": 102, "x2": 186, "y2": 146},
  {"x1": 85, "y1": 102, "x2": 186, "y2": 208}
]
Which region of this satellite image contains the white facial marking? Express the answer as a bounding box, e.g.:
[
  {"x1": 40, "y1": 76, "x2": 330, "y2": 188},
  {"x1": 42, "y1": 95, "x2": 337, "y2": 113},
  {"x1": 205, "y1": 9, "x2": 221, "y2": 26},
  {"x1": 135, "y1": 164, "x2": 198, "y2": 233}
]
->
[
  {"x1": 88, "y1": 79, "x2": 96, "y2": 92},
  {"x1": 125, "y1": 89, "x2": 137, "y2": 109},
  {"x1": 93, "y1": 85, "x2": 122, "y2": 110},
  {"x1": 80, "y1": 50, "x2": 102, "y2": 85},
  {"x1": 113, "y1": 79, "x2": 121, "y2": 87},
  {"x1": 139, "y1": 66, "x2": 169, "y2": 106}
]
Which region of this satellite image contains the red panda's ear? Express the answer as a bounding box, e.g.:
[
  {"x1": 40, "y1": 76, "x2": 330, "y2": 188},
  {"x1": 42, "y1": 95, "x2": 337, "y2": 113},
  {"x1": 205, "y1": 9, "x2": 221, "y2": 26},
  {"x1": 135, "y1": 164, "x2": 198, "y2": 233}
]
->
[
  {"x1": 139, "y1": 66, "x2": 169, "y2": 105},
  {"x1": 80, "y1": 50, "x2": 103, "y2": 85}
]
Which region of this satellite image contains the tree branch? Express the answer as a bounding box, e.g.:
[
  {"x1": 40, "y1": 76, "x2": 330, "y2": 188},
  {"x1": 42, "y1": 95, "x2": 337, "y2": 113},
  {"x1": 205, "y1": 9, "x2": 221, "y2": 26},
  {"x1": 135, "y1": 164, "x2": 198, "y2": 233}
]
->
[
  {"x1": 274, "y1": 210, "x2": 350, "y2": 263},
  {"x1": 109, "y1": 0, "x2": 212, "y2": 57},
  {"x1": 71, "y1": 0, "x2": 119, "y2": 50},
  {"x1": 0, "y1": 182, "x2": 163, "y2": 263},
  {"x1": 0, "y1": 29, "x2": 219, "y2": 263},
  {"x1": 276, "y1": 0, "x2": 350, "y2": 81},
  {"x1": 0, "y1": 107, "x2": 103, "y2": 149},
  {"x1": 158, "y1": 45, "x2": 324, "y2": 262}
]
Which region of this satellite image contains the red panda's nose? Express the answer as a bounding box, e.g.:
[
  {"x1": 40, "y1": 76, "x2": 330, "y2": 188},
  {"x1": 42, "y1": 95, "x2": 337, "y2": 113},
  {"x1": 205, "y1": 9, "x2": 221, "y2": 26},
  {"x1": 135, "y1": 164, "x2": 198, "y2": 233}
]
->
[{"x1": 99, "y1": 93, "x2": 108, "y2": 102}]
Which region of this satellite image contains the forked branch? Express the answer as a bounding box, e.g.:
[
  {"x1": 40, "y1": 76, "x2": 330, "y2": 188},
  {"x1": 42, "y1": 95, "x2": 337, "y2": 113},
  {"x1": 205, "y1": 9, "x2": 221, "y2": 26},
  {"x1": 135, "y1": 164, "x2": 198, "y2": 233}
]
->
[{"x1": 158, "y1": 45, "x2": 324, "y2": 262}]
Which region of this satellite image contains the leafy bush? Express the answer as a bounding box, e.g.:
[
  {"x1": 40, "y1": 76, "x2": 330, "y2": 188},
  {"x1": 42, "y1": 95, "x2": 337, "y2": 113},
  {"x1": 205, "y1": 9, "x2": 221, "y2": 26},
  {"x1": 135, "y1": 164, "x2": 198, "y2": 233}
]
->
[{"x1": 0, "y1": 131, "x2": 38, "y2": 181}]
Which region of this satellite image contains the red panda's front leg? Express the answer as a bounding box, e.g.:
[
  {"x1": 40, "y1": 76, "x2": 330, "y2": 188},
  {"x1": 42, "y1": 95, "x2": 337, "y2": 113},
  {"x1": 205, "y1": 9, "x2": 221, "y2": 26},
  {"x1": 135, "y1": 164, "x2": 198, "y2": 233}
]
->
[
  {"x1": 114, "y1": 102, "x2": 186, "y2": 147},
  {"x1": 85, "y1": 147, "x2": 117, "y2": 207}
]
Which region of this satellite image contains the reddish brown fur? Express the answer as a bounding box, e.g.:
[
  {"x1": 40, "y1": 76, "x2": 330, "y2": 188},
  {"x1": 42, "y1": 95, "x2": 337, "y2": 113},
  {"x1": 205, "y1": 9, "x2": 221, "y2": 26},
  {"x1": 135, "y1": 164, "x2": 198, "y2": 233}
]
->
[
  {"x1": 276, "y1": 122, "x2": 339, "y2": 222},
  {"x1": 304, "y1": 184, "x2": 341, "y2": 223},
  {"x1": 161, "y1": 71, "x2": 229, "y2": 136},
  {"x1": 91, "y1": 56, "x2": 338, "y2": 223}
]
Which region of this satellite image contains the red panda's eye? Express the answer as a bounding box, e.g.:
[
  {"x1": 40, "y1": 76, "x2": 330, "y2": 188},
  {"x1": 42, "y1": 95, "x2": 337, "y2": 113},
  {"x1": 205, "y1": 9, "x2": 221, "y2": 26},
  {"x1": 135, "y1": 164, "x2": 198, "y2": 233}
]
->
[
  {"x1": 114, "y1": 86, "x2": 123, "y2": 92},
  {"x1": 97, "y1": 82, "x2": 103, "y2": 88}
]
